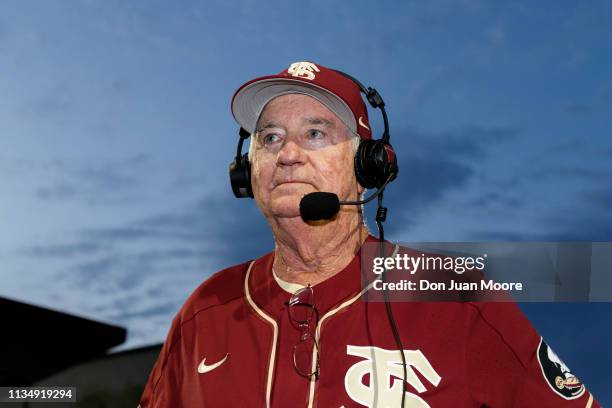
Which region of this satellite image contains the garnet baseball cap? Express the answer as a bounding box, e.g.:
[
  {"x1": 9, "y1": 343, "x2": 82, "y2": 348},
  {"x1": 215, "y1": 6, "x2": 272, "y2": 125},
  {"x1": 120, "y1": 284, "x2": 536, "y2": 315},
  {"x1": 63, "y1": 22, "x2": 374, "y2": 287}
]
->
[{"x1": 231, "y1": 61, "x2": 372, "y2": 140}]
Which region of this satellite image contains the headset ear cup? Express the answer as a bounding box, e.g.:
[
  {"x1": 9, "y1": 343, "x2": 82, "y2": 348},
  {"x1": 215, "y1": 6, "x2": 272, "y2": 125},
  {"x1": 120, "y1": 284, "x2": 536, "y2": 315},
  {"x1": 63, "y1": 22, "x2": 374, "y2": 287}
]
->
[
  {"x1": 354, "y1": 140, "x2": 398, "y2": 189},
  {"x1": 354, "y1": 140, "x2": 373, "y2": 189},
  {"x1": 229, "y1": 153, "x2": 253, "y2": 198}
]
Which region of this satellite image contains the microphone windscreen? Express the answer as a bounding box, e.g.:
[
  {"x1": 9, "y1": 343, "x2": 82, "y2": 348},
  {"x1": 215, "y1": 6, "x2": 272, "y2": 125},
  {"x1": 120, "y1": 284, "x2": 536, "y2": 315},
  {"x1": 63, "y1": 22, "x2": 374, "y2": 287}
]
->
[{"x1": 300, "y1": 192, "x2": 340, "y2": 221}]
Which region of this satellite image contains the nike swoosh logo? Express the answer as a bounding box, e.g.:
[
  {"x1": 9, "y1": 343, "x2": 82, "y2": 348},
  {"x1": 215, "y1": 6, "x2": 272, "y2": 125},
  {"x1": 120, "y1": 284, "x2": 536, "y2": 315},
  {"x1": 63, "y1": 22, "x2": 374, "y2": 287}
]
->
[
  {"x1": 358, "y1": 116, "x2": 370, "y2": 130},
  {"x1": 197, "y1": 353, "x2": 229, "y2": 374}
]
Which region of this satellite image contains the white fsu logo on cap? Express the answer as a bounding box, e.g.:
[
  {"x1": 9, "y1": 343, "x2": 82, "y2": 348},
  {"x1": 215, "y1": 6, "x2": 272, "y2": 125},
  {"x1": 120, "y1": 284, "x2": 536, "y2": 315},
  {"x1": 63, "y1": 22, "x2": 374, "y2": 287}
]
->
[{"x1": 287, "y1": 62, "x2": 320, "y2": 80}]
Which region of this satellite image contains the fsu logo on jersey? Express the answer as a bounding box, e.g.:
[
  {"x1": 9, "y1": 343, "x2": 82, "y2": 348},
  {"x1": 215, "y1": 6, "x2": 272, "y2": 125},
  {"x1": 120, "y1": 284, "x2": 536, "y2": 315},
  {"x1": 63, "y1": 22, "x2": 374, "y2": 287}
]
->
[
  {"x1": 344, "y1": 345, "x2": 441, "y2": 407},
  {"x1": 537, "y1": 337, "x2": 585, "y2": 399}
]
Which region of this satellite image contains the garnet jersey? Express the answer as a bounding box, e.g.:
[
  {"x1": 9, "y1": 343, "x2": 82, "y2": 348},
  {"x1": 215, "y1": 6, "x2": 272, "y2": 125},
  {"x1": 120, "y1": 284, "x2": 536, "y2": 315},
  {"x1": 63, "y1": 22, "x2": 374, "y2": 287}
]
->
[{"x1": 139, "y1": 237, "x2": 600, "y2": 407}]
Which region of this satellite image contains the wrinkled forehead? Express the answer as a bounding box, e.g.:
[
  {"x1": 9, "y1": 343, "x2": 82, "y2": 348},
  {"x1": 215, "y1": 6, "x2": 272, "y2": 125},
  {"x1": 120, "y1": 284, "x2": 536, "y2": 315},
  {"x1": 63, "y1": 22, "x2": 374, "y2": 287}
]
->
[{"x1": 255, "y1": 93, "x2": 350, "y2": 132}]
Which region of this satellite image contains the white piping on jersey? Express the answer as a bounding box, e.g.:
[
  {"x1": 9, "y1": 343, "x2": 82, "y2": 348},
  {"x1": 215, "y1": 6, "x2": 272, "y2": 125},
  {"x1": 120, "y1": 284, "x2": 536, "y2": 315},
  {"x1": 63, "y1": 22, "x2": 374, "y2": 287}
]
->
[
  {"x1": 307, "y1": 244, "x2": 400, "y2": 408},
  {"x1": 244, "y1": 261, "x2": 277, "y2": 408},
  {"x1": 585, "y1": 392, "x2": 593, "y2": 408}
]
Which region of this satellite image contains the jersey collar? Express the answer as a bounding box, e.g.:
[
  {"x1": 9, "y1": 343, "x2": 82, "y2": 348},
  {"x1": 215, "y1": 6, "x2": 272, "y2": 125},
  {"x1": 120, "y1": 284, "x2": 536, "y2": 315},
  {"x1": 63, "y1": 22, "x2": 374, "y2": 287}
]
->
[{"x1": 247, "y1": 235, "x2": 382, "y2": 320}]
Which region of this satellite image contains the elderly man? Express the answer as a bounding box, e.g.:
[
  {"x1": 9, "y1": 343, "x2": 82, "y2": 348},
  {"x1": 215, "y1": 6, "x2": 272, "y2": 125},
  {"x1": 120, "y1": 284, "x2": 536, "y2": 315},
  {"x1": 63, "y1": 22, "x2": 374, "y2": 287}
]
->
[{"x1": 139, "y1": 62, "x2": 599, "y2": 407}]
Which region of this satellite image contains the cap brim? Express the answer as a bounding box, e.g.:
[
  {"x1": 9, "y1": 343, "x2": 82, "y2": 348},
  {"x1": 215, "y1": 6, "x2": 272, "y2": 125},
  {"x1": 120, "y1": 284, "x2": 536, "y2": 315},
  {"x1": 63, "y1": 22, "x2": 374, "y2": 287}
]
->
[{"x1": 232, "y1": 77, "x2": 357, "y2": 135}]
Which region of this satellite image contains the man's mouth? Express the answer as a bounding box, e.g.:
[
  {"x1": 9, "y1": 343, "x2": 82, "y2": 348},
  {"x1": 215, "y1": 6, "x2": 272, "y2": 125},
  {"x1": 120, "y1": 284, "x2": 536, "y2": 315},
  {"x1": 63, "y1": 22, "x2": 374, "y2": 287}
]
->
[{"x1": 274, "y1": 180, "x2": 312, "y2": 187}]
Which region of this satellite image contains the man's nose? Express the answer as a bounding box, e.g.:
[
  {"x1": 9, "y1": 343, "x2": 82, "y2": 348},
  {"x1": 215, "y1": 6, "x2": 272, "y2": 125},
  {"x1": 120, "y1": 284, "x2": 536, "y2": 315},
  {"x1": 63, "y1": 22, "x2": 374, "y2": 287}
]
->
[{"x1": 277, "y1": 138, "x2": 304, "y2": 166}]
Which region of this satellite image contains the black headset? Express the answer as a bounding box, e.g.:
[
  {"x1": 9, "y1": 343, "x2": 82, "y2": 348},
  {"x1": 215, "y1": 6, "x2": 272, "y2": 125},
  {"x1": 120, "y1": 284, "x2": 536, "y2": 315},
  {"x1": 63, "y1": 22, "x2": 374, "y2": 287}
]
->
[{"x1": 229, "y1": 70, "x2": 398, "y2": 198}]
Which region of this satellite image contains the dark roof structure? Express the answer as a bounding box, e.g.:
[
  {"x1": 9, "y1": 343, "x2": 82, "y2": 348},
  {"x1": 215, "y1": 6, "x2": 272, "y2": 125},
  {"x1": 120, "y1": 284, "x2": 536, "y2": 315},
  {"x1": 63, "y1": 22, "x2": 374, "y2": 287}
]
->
[{"x1": 0, "y1": 296, "x2": 126, "y2": 386}]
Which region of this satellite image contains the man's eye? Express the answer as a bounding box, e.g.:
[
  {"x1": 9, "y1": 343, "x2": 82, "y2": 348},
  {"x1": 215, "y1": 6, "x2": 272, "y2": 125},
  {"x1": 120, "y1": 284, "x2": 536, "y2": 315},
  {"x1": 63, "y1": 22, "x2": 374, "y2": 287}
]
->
[
  {"x1": 307, "y1": 129, "x2": 325, "y2": 139},
  {"x1": 263, "y1": 133, "x2": 281, "y2": 145}
]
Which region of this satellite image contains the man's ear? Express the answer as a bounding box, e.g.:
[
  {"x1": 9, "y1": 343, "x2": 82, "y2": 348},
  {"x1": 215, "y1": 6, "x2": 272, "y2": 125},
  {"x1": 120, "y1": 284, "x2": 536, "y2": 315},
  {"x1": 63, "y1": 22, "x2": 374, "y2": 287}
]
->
[{"x1": 356, "y1": 181, "x2": 366, "y2": 199}]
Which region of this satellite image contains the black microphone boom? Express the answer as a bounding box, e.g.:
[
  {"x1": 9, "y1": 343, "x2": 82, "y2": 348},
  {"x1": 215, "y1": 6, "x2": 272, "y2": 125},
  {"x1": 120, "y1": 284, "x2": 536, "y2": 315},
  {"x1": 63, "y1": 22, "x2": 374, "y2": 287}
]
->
[{"x1": 299, "y1": 173, "x2": 395, "y2": 221}]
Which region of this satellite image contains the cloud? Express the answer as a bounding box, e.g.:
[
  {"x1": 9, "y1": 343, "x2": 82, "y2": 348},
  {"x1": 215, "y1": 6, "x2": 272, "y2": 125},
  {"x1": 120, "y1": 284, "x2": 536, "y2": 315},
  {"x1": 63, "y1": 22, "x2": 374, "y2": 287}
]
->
[
  {"x1": 376, "y1": 123, "x2": 607, "y2": 243},
  {"x1": 21, "y1": 183, "x2": 272, "y2": 325},
  {"x1": 18, "y1": 81, "x2": 73, "y2": 119},
  {"x1": 466, "y1": 191, "x2": 522, "y2": 209},
  {"x1": 525, "y1": 188, "x2": 612, "y2": 241},
  {"x1": 586, "y1": 189, "x2": 612, "y2": 208},
  {"x1": 36, "y1": 184, "x2": 77, "y2": 200},
  {"x1": 533, "y1": 166, "x2": 612, "y2": 182},
  {"x1": 537, "y1": 215, "x2": 612, "y2": 241},
  {"x1": 466, "y1": 230, "x2": 529, "y2": 241},
  {"x1": 71, "y1": 256, "x2": 117, "y2": 287},
  {"x1": 80, "y1": 226, "x2": 179, "y2": 242},
  {"x1": 42, "y1": 192, "x2": 271, "y2": 310},
  {"x1": 67, "y1": 154, "x2": 148, "y2": 190},
  {"x1": 107, "y1": 301, "x2": 179, "y2": 321},
  {"x1": 30, "y1": 191, "x2": 272, "y2": 349},
  {"x1": 564, "y1": 83, "x2": 612, "y2": 116},
  {"x1": 381, "y1": 124, "x2": 521, "y2": 231},
  {"x1": 34, "y1": 154, "x2": 150, "y2": 204},
  {"x1": 386, "y1": 156, "x2": 473, "y2": 211},
  {"x1": 19, "y1": 241, "x2": 106, "y2": 258},
  {"x1": 166, "y1": 175, "x2": 208, "y2": 193},
  {"x1": 93, "y1": 193, "x2": 273, "y2": 263},
  {"x1": 462, "y1": 179, "x2": 612, "y2": 242}
]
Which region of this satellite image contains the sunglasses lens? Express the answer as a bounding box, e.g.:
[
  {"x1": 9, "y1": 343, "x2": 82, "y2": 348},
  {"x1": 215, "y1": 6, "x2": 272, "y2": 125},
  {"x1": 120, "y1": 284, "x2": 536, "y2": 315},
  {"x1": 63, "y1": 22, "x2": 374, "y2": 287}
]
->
[
  {"x1": 293, "y1": 334, "x2": 318, "y2": 377},
  {"x1": 288, "y1": 286, "x2": 314, "y2": 325},
  {"x1": 289, "y1": 303, "x2": 314, "y2": 325}
]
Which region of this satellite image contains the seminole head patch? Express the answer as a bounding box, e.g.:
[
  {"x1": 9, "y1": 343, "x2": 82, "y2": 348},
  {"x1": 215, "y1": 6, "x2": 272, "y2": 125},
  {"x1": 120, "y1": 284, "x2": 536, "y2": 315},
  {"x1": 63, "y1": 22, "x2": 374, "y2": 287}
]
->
[{"x1": 537, "y1": 337, "x2": 585, "y2": 399}]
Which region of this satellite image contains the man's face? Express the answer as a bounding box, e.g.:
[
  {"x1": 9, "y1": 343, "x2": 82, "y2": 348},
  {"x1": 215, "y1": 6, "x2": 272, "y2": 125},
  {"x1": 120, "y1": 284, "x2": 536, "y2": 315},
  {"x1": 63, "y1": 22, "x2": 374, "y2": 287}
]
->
[{"x1": 250, "y1": 93, "x2": 363, "y2": 219}]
